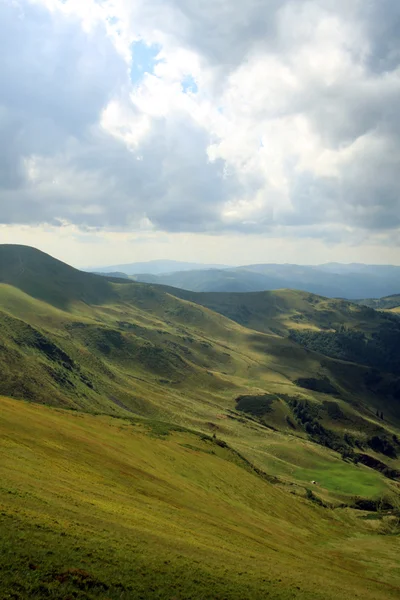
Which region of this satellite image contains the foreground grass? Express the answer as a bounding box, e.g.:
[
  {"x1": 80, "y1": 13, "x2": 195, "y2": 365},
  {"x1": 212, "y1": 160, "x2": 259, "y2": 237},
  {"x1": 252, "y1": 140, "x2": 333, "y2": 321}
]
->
[{"x1": 1, "y1": 397, "x2": 400, "y2": 600}]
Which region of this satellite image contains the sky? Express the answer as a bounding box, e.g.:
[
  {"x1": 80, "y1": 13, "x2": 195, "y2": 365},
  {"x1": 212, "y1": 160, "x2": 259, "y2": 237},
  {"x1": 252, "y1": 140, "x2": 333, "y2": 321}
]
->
[{"x1": 0, "y1": 0, "x2": 400, "y2": 268}]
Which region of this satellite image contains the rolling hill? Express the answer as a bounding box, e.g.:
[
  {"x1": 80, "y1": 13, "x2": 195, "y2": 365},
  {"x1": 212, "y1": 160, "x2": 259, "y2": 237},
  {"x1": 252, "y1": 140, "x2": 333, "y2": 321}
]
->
[
  {"x1": 0, "y1": 243, "x2": 119, "y2": 308},
  {"x1": 1, "y1": 244, "x2": 400, "y2": 598},
  {"x1": 356, "y1": 294, "x2": 400, "y2": 311}
]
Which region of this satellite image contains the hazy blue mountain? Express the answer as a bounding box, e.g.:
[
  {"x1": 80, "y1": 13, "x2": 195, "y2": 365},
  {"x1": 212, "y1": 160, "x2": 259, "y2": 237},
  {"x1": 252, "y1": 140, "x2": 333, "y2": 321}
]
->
[
  {"x1": 133, "y1": 263, "x2": 400, "y2": 299},
  {"x1": 317, "y1": 263, "x2": 400, "y2": 278},
  {"x1": 89, "y1": 259, "x2": 230, "y2": 275},
  {"x1": 134, "y1": 268, "x2": 281, "y2": 293}
]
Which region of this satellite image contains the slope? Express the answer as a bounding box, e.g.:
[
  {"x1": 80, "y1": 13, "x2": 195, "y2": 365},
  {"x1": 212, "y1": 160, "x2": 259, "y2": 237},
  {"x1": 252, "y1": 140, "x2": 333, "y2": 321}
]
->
[
  {"x1": 1, "y1": 245, "x2": 400, "y2": 505},
  {"x1": 156, "y1": 287, "x2": 388, "y2": 336},
  {"x1": 356, "y1": 294, "x2": 400, "y2": 311},
  {"x1": 161, "y1": 285, "x2": 400, "y2": 419},
  {"x1": 0, "y1": 244, "x2": 122, "y2": 309},
  {"x1": 1, "y1": 396, "x2": 400, "y2": 600}
]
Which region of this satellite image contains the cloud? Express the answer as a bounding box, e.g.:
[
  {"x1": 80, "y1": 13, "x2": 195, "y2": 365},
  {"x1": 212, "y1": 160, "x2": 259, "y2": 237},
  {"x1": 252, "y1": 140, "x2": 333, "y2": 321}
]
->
[
  {"x1": 0, "y1": 0, "x2": 126, "y2": 196},
  {"x1": 0, "y1": 0, "x2": 399, "y2": 247}
]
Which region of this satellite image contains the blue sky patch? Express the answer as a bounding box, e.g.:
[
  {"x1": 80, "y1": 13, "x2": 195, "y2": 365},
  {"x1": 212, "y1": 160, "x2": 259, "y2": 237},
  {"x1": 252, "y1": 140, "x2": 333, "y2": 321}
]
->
[
  {"x1": 107, "y1": 16, "x2": 119, "y2": 26},
  {"x1": 130, "y1": 40, "x2": 162, "y2": 84},
  {"x1": 181, "y1": 75, "x2": 198, "y2": 94}
]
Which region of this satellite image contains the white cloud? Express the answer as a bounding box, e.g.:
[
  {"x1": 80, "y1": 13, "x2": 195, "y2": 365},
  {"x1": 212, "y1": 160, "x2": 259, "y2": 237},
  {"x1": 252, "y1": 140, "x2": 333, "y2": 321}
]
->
[{"x1": 0, "y1": 0, "x2": 400, "y2": 256}]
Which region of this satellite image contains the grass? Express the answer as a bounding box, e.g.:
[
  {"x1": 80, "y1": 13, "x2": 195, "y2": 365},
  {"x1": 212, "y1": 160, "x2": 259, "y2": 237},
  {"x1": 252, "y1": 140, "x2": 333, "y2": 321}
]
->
[
  {"x1": 0, "y1": 259, "x2": 399, "y2": 503},
  {"x1": 1, "y1": 396, "x2": 400, "y2": 600},
  {"x1": 0, "y1": 244, "x2": 120, "y2": 309},
  {"x1": 159, "y1": 287, "x2": 390, "y2": 336},
  {"x1": 227, "y1": 429, "x2": 390, "y2": 499},
  {"x1": 1, "y1": 245, "x2": 400, "y2": 597}
]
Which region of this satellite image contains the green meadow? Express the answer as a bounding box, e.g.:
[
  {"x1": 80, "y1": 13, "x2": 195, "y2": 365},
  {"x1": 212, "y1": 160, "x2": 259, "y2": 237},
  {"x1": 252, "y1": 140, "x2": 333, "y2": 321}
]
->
[{"x1": 1, "y1": 396, "x2": 400, "y2": 600}]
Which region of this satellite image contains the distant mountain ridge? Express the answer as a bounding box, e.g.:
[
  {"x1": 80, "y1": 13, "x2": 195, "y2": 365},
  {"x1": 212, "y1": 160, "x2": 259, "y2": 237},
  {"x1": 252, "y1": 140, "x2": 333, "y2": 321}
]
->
[
  {"x1": 89, "y1": 259, "x2": 230, "y2": 275},
  {"x1": 88, "y1": 260, "x2": 400, "y2": 299},
  {"x1": 131, "y1": 263, "x2": 400, "y2": 299}
]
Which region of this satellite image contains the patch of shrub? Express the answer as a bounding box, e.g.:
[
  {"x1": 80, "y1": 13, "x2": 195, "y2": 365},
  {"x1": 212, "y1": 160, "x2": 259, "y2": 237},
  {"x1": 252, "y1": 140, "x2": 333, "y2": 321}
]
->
[
  {"x1": 283, "y1": 397, "x2": 354, "y2": 454},
  {"x1": 215, "y1": 438, "x2": 228, "y2": 448},
  {"x1": 368, "y1": 435, "x2": 397, "y2": 458},
  {"x1": 295, "y1": 377, "x2": 338, "y2": 395},
  {"x1": 356, "y1": 453, "x2": 400, "y2": 479},
  {"x1": 286, "y1": 415, "x2": 297, "y2": 429},
  {"x1": 289, "y1": 318, "x2": 400, "y2": 375},
  {"x1": 13, "y1": 321, "x2": 74, "y2": 368},
  {"x1": 378, "y1": 378, "x2": 400, "y2": 400},
  {"x1": 235, "y1": 393, "x2": 276, "y2": 417},
  {"x1": 364, "y1": 369, "x2": 383, "y2": 387},
  {"x1": 305, "y1": 488, "x2": 326, "y2": 507},
  {"x1": 323, "y1": 401, "x2": 345, "y2": 420},
  {"x1": 352, "y1": 497, "x2": 394, "y2": 512}
]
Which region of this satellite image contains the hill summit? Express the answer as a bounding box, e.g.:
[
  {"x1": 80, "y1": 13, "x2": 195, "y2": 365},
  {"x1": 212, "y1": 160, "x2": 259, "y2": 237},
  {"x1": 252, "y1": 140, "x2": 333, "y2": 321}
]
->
[{"x1": 0, "y1": 244, "x2": 123, "y2": 308}]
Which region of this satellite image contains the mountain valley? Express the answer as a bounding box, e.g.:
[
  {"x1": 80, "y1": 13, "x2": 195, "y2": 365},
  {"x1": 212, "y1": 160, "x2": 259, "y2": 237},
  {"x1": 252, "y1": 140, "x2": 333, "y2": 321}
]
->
[{"x1": 1, "y1": 244, "x2": 400, "y2": 599}]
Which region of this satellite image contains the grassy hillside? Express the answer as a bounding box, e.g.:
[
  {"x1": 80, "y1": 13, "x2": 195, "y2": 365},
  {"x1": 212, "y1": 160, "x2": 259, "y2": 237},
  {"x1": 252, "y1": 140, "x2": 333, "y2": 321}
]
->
[
  {"x1": 1, "y1": 245, "x2": 400, "y2": 597},
  {"x1": 1, "y1": 247, "x2": 400, "y2": 480},
  {"x1": 1, "y1": 247, "x2": 400, "y2": 465},
  {"x1": 1, "y1": 397, "x2": 400, "y2": 600},
  {"x1": 0, "y1": 244, "x2": 126, "y2": 309},
  {"x1": 356, "y1": 295, "x2": 400, "y2": 311},
  {"x1": 158, "y1": 287, "x2": 387, "y2": 336}
]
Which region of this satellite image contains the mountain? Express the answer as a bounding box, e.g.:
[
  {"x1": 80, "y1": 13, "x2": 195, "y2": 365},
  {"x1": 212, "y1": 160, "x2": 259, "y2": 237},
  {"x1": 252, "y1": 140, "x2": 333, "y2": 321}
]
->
[
  {"x1": 134, "y1": 267, "x2": 284, "y2": 292},
  {"x1": 132, "y1": 262, "x2": 400, "y2": 298},
  {"x1": 2, "y1": 244, "x2": 400, "y2": 472},
  {"x1": 319, "y1": 263, "x2": 400, "y2": 277},
  {"x1": 89, "y1": 259, "x2": 400, "y2": 298},
  {"x1": 0, "y1": 244, "x2": 121, "y2": 308},
  {"x1": 1, "y1": 244, "x2": 400, "y2": 599},
  {"x1": 157, "y1": 286, "x2": 387, "y2": 334},
  {"x1": 89, "y1": 259, "x2": 230, "y2": 275}
]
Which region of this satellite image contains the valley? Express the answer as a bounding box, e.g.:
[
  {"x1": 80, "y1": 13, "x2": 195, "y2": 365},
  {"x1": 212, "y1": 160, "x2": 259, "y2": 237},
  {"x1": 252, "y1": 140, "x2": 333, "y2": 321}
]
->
[{"x1": 1, "y1": 244, "x2": 400, "y2": 599}]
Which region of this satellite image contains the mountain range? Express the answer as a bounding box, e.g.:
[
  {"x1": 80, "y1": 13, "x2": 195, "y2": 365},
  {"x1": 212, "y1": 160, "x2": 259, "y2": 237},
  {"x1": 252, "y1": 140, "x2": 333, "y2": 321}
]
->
[
  {"x1": 90, "y1": 260, "x2": 400, "y2": 299},
  {"x1": 1, "y1": 243, "x2": 400, "y2": 599},
  {"x1": 89, "y1": 259, "x2": 230, "y2": 275}
]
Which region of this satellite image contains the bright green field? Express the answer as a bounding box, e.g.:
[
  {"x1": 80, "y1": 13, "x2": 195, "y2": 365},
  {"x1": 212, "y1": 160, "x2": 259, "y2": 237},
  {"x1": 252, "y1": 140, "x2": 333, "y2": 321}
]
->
[
  {"x1": 1, "y1": 396, "x2": 400, "y2": 600},
  {"x1": 231, "y1": 432, "x2": 388, "y2": 497}
]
